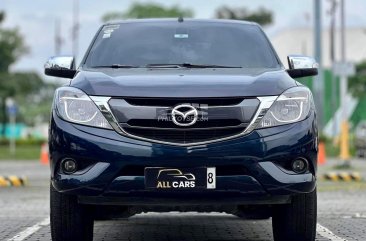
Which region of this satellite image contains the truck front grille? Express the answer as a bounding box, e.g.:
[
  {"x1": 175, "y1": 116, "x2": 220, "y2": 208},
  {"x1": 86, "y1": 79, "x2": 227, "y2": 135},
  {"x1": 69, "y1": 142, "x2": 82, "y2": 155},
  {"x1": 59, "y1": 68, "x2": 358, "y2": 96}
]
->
[
  {"x1": 108, "y1": 97, "x2": 260, "y2": 145},
  {"x1": 123, "y1": 126, "x2": 247, "y2": 144}
]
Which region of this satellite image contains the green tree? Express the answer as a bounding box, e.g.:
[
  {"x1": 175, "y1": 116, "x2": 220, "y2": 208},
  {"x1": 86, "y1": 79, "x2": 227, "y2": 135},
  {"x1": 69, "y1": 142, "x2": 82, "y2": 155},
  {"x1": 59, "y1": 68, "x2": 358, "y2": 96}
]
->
[
  {"x1": 0, "y1": 72, "x2": 57, "y2": 125},
  {"x1": 16, "y1": 79, "x2": 57, "y2": 126},
  {"x1": 215, "y1": 6, "x2": 273, "y2": 26},
  {"x1": 0, "y1": 72, "x2": 49, "y2": 132},
  {"x1": 349, "y1": 61, "x2": 366, "y2": 98},
  {"x1": 102, "y1": 3, "x2": 193, "y2": 22},
  {"x1": 0, "y1": 13, "x2": 28, "y2": 72},
  {"x1": 0, "y1": 12, "x2": 49, "y2": 137}
]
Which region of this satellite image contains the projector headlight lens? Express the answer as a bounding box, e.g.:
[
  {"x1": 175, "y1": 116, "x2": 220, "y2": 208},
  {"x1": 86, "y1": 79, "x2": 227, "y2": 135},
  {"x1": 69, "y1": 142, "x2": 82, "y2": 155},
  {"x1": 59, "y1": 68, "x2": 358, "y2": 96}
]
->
[
  {"x1": 258, "y1": 86, "x2": 313, "y2": 128},
  {"x1": 55, "y1": 87, "x2": 112, "y2": 129}
]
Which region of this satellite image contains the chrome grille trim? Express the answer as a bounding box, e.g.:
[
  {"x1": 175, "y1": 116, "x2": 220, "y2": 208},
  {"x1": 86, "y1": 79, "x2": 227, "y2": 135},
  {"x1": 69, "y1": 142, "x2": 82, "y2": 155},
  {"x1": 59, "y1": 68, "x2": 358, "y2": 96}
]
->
[
  {"x1": 90, "y1": 96, "x2": 278, "y2": 146},
  {"x1": 90, "y1": 96, "x2": 126, "y2": 136},
  {"x1": 119, "y1": 123, "x2": 248, "y2": 131}
]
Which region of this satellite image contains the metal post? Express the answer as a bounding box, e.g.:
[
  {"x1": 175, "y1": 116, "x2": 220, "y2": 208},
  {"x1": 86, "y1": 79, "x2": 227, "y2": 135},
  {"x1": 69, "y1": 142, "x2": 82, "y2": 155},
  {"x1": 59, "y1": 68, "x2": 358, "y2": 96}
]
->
[
  {"x1": 314, "y1": 0, "x2": 324, "y2": 130},
  {"x1": 5, "y1": 98, "x2": 17, "y2": 155},
  {"x1": 339, "y1": 0, "x2": 350, "y2": 164},
  {"x1": 55, "y1": 19, "x2": 62, "y2": 55},
  {"x1": 9, "y1": 114, "x2": 15, "y2": 155},
  {"x1": 72, "y1": 0, "x2": 79, "y2": 62},
  {"x1": 329, "y1": 0, "x2": 338, "y2": 137}
]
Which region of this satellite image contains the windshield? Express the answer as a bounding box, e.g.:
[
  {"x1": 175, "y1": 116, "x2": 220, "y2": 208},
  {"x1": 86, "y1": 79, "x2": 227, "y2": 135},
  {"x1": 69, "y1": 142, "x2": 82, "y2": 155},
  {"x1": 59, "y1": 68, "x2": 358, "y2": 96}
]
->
[{"x1": 84, "y1": 21, "x2": 280, "y2": 69}]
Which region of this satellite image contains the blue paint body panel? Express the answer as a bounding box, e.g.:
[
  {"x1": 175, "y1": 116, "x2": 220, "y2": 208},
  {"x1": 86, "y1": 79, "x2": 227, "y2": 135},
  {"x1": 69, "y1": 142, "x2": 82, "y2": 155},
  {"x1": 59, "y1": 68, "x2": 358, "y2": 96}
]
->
[{"x1": 50, "y1": 110, "x2": 317, "y2": 204}]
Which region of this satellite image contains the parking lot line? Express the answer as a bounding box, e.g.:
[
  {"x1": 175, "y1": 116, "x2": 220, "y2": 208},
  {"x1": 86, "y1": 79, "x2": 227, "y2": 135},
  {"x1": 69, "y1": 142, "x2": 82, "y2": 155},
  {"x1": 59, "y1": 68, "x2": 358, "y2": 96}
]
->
[
  {"x1": 317, "y1": 223, "x2": 348, "y2": 241},
  {"x1": 7, "y1": 218, "x2": 50, "y2": 241},
  {"x1": 6, "y1": 219, "x2": 348, "y2": 241}
]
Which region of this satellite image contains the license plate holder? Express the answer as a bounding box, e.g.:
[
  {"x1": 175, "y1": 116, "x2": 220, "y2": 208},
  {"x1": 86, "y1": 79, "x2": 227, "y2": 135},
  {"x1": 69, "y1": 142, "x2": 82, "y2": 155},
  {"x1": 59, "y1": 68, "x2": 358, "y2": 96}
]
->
[{"x1": 144, "y1": 167, "x2": 216, "y2": 190}]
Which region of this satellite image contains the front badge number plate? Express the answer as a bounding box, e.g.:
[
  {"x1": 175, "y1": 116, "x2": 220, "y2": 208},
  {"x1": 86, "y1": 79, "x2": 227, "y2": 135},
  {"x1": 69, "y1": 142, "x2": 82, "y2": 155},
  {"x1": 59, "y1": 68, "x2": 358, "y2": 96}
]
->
[{"x1": 145, "y1": 167, "x2": 216, "y2": 190}]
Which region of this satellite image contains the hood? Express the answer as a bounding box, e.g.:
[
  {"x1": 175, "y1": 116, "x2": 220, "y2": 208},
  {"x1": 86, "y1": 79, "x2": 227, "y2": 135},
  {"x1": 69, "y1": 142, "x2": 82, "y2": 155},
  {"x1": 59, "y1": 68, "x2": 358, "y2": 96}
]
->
[{"x1": 70, "y1": 68, "x2": 296, "y2": 98}]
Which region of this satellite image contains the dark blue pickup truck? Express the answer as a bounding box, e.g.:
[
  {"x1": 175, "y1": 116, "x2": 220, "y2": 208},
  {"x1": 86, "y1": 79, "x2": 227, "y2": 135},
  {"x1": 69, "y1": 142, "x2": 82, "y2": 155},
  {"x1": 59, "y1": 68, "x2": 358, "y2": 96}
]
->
[{"x1": 45, "y1": 19, "x2": 318, "y2": 241}]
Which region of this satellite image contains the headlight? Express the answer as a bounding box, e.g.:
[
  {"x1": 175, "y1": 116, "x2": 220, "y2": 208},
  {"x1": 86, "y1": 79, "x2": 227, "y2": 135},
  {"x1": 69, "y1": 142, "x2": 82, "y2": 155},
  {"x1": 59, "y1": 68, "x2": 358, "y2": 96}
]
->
[
  {"x1": 55, "y1": 87, "x2": 112, "y2": 129},
  {"x1": 257, "y1": 86, "x2": 313, "y2": 128}
]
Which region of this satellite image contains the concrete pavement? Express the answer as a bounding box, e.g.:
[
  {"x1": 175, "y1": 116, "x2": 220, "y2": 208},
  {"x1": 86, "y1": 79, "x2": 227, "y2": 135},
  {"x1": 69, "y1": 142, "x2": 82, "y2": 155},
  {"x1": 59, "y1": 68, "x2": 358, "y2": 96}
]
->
[{"x1": 0, "y1": 160, "x2": 365, "y2": 241}]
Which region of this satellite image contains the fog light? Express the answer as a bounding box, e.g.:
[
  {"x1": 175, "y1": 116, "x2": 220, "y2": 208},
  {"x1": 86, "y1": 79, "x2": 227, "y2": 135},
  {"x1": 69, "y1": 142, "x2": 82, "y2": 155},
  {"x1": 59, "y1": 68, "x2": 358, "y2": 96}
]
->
[
  {"x1": 62, "y1": 159, "x2": 77, "y2": 174},
  {"x1": 291, "y1": 158, "x2": 308, "y2": 173}
]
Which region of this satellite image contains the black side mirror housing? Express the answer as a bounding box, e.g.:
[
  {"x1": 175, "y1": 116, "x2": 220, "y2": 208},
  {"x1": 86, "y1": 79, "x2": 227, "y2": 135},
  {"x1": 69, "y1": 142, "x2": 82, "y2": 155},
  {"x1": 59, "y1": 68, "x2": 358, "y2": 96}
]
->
[{"x1": 287, "y1": 68, "x2": 318, "y2": 78}]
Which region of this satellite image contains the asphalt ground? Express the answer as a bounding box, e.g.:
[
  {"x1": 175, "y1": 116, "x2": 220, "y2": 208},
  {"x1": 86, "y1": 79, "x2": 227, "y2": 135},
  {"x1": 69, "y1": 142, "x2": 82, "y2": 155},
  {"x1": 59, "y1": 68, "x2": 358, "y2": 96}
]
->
[{"x1": 0, "y1": 160, "x2": 365, "y2": 241}]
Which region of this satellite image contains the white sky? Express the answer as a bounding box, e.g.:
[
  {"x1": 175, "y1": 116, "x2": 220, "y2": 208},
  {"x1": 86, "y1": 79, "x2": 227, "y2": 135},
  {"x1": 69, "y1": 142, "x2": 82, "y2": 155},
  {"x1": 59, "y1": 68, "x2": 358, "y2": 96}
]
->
[{"x1": 1, "y1": 0, "x2": 366, "y2": 74}]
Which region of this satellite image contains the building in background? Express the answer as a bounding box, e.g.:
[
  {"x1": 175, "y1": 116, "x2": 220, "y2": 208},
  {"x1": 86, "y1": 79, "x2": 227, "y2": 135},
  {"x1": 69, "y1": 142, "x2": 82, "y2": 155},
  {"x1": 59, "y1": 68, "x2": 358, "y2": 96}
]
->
[{"x1": 271, "y1": 27, "x2": 366, "y2": 68}]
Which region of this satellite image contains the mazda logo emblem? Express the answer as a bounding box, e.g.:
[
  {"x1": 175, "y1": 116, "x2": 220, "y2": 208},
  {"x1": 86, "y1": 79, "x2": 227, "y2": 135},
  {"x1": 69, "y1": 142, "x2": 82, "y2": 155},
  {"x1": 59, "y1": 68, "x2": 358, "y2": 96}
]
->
[{"x1": 171, "y1": 104, "x2": 198, "y2": 127}]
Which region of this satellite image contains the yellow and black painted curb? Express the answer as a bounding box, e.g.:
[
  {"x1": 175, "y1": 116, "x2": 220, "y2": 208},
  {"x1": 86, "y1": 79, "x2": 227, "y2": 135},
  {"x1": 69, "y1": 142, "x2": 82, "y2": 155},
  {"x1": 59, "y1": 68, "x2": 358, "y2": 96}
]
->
[
  {"x1": 0, "y1": 176, "x2": 28, "y2": 187},
  {"x1": 322, "y1": 172, "x2": 362, "y2": 182}
]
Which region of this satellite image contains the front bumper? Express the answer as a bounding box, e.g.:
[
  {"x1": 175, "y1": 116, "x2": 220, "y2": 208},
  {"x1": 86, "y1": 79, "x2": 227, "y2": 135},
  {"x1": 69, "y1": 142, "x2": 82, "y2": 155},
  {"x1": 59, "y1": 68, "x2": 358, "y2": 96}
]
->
[{"x1": 50, "y1": 111, "x2": 317, "y2": 205}]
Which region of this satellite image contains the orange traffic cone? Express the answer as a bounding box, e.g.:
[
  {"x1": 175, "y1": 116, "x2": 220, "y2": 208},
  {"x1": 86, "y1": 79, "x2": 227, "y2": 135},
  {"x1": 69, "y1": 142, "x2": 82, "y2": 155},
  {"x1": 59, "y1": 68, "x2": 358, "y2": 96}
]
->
[
  {"x1": 318, "y1": 142, "x2": 326, "y2": 166},
  {"x1": 40, "y1": 143, "x2": 49, "y2": 165}
]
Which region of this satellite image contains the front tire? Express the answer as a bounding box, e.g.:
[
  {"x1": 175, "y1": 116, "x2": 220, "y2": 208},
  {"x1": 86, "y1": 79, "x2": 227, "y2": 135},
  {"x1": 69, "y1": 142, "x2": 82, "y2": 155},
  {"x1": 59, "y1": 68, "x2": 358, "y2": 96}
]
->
[
  {"x1": 50, "y1": 184, "x2": 94, "y2": 241},
  {"x1": 272, "y1": 189, "x2": 317, "y2": 241}
]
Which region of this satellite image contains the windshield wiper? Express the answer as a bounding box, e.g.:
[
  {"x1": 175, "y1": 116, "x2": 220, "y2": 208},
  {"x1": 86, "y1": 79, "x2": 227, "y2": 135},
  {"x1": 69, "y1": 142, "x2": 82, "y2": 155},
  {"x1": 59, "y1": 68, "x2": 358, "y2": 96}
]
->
[
  {"x1": 145, "y1": 63, "x2": 242, "y2": 69},
  {"x1": 91, "y1": 64, "x2": 140, "y2": 69},
  {"x1": 92, "y1": 63, "x2": 243, "y2": 69}
]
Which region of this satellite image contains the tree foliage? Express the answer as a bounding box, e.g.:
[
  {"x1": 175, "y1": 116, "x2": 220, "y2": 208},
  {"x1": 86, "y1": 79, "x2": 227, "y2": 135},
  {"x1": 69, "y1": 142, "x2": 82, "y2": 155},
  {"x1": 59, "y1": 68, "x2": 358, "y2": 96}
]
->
[
  {"x1": 0, "y1": 11, "x2": 52, "y2": 136},
  {"x1": 0, "y1": 72, "x2": 51, "y2": 125},
  {"x1": 349, "y1": 61, "x2": 366, "y2": 98},
  {"x1": 0, "y1": 12, "x2": 28, "y2": 72},
  {"x1": 215, "y1": 6, "x2": 273, "y2": 26},
  {"x1": 102, "y1": 3, "x2": 193, "y2": 22}
]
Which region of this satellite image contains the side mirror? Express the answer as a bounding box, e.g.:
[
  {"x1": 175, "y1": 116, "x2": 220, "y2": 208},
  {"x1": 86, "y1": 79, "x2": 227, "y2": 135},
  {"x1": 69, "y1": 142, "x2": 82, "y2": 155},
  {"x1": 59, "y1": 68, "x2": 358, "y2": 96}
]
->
[
  {"x1": 286, "y1": 55, "x2": 318, "y2": 78},
  {"x1": 44, "y1": 56, "x2": 76, "y2": 79}
]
